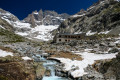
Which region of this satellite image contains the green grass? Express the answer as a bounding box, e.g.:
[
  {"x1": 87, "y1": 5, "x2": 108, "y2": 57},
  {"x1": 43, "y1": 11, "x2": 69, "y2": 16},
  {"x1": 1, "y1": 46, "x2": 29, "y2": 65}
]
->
[
  {"x1": 0, "y1": 28, "x2": 26, "y2": 42},
  {"x1": 0, "y1": 56, "x2": 23, "y2": 63}
]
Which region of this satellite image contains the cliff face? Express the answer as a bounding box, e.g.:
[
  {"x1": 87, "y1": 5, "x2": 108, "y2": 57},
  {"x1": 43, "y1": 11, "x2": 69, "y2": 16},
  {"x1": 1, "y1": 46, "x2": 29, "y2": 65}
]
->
[
  {"x1": 53, "y1": 0, "x2": 120, "y2": 35},
  {"x1": 24, "y1": 10, "x2": 70, "y2": 27},
  {"x1": 104, "y1": 53, "x2": 120, "y2": 80},
  {"x1": 0, "y1": 8, "x2": 19, "y2": 22}
]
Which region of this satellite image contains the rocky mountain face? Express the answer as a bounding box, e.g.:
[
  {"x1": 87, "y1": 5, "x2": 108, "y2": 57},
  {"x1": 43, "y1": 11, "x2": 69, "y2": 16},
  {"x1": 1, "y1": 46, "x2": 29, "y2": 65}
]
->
[
  {"x1": 0, "y1": 8, "x2": 70, "y2": 41},
  {"x1": 53, "y1": 0, "x2": 120, "y2": 35},
  {"x1": 0, "y1": 8, "x2": 19, "y2": 22},
  {"x1": 0, "y1": 17, "x2": 14, "y2": 32},
  {"x1": 0, "y1": 8, "x2": 31, "y2": 31},
  {"x1": 24, "y1": 10, "x2": 70, "y2": 27}
]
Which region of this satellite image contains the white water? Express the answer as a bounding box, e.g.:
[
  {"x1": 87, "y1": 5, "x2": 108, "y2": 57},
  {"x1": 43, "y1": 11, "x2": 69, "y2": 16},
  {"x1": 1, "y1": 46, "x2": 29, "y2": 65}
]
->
[{"x1": 41, "y1": 55, "x2": 68, "y2": 80}]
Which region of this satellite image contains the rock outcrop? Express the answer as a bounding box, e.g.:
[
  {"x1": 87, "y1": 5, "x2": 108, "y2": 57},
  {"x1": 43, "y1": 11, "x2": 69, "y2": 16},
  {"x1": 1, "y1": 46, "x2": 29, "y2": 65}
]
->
[
  {"x1": 0, "y1": 8, "x2": 19, "y2": 22},
  {"x1": 53, "y1": 0, "x2": 120, "y2": 35},
  {"x1": 0, "y1": 53, "x2": 35, "y2": 80},
  {"x1": 24, "y1": 10, "x2": 70, "y2": 27},
  {"x1": 91, "y1": 52, "x2": 120, "y2": 80}
]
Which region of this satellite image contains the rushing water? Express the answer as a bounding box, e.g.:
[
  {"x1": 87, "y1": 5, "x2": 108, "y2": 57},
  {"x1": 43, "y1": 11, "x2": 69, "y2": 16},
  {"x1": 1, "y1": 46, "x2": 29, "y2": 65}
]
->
[{"x1": 38, "y1": 54, "x2": 68, "y2": 80}]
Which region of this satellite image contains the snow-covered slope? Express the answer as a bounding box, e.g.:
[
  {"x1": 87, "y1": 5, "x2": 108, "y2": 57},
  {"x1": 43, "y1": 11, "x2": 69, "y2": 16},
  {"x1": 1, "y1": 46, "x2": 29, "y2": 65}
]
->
[
  {"x1": 0, "y1": 8, "x2": 69, "y2": 41},
  {"x1": 0, "y1": 8, "x2": 31, "y2": 29},
  {"x1": 31, "y1": 25, "x2": 58, "y2": 41},
  {"x1": 16, "y1": 25, "x2": 58, "y2": 41}
]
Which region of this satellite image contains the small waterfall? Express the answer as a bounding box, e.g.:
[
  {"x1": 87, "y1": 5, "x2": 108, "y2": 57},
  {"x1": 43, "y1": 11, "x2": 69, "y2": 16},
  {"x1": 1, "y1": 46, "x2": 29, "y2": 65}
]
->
[
  {"x1": 34, "y1": 53, "x2": 68, "y2": 80},
  {"x1": 40, "y1": 54, "x2": 45, "y2": 61},
  {"x1": 42, "y1": 59, "x2": 67, "y2": 80}
]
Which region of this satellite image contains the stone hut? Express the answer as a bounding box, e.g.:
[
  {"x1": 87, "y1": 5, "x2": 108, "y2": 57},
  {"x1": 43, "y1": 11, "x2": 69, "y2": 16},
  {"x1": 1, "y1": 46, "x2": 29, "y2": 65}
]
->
[
  {"x1": 53, "y1": 33, "x2": 86, "y2": 43},
  {"x1": 53, "y1": 33, "x2": 99, "y2": 43}
]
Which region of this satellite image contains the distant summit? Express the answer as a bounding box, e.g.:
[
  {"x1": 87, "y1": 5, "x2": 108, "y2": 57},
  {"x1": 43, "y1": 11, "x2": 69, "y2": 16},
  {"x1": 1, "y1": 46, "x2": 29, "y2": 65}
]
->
[{"x1": 23, "y1": 9, "x2": 70, "y2": 27}]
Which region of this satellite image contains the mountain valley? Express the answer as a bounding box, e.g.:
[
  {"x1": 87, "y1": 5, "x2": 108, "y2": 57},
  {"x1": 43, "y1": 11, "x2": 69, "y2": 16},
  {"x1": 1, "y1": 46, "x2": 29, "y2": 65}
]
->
[{"x1": 0, "y1": 0, "x2": 120, "y2": 80}]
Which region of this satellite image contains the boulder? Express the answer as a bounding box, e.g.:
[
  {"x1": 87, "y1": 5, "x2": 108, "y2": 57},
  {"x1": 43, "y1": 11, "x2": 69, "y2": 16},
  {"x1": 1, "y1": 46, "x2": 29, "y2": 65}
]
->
[
  {"x1": 116, "y1": 52, "x2": 120, "y2": 60},
  {"x1": 100, "y1": 42, "x2": 107, "y2": 46},
  {"x1": 45, "y1": 69, "x2": 51, "y2": 76},
  {"x1": 108, "y1": 48, "x2": 119, "y2": 53},
  {"x1": 108, "y1": 42, "x2": 116, "y2": 47}
]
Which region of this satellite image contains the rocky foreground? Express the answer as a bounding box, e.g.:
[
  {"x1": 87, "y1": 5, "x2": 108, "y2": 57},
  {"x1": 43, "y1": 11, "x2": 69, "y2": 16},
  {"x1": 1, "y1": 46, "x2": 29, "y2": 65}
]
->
[
  {"x1": 40, "y1": 35, "x2": 120, "y2": 80},
  {"x1": 0, "y1": 42, "x2": 46, "y2": 80},
  {"x1": 0, "y1": 29, "x2": 120, "y2": 80}
]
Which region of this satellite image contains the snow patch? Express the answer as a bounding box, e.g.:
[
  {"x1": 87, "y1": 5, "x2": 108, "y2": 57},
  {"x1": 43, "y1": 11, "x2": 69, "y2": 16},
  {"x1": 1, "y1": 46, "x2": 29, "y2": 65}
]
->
[
  {"x1": 98, "y1": 31, "x2": 110, "y2": 34},
  {"x1": 1, "y1": 17, "x2": 12, "y2": 25},
  {"x1": 114, "y1": 40, "x2": 120, "y2": 44},
  {"x1": 0, "y1": 49, "x2": 13, "y2": 57},
  {"x1": 0, "y1": 25, "x2": 5, "y2": 29},
  {"x1": 33, "y1": 12, "x2": 39, "y2": 15},
  {"x1": 2, "y1": 17, "x2": 31, "y2": 29},
  {"x1": 22, "y1": 56, "x2": 32, "y2": 60},
  {"x1": 31, "y1": 25, "x2": 58, "y2": 41},
  {"x1": 74, "y1": 32, "x2": 82, "y2": 34},
  {"x1": 86, "y1": 31, "x2": 96, "y2": 36},
  {"x1": 87, "y1": 6, "x2": 95, "y2": 11},
  {"x1": 16, "y1": 32, "x2": 28, "y2": 36},
  {"x1": 56, "y1": 17, "x2": 65, "y2": 20},
  {"x1": 52, "y1": 50, "x2": 117, "y2": 78},
  {"x1": 14, "y1": 21, "x2": 31, "y2": 28},
  {"x1": 72, "y1": 14, "x2": 85, "y2": 18},
  {"x1": 100, "y1": 1, "x2": 105, "y2": 4}
]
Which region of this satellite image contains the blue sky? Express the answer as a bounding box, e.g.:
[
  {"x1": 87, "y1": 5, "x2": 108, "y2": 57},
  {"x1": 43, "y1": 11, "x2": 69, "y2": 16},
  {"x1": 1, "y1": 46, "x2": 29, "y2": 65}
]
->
[{"x1": 0, "y1": 0, "x2": 98, "y2": 20}]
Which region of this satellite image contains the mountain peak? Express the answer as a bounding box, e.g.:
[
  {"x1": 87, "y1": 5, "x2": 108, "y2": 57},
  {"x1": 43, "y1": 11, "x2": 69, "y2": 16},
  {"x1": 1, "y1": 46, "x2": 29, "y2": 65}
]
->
[{"x1": 24, "y1": 9, "x2": 70, "y2": 27}]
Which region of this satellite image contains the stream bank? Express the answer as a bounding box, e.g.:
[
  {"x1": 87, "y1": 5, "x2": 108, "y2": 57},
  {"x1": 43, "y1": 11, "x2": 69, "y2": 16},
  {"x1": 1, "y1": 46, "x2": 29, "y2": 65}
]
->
[{"x1": 37, "y1": 54, "x2": 68, "y2": 80}]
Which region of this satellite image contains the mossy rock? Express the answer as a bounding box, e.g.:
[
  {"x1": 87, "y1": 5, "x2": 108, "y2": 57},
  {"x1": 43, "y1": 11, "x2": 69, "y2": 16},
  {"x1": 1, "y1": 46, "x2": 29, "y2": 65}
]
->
[
  {"x1": 0, "y1": 75, "x2": 8, "y2": 80},
  {"x1": 33, "y1": 62, "x2": 46, "y2": 79},
  {"x1": 45, "y1": 69, "x2": 51, "y2": 76},
  {"x1": 0, "y1": 62, "x2": 35, "y2": 80},
  {"x1": 0, "y1": 56, "x2": 23, "y2": 63}
]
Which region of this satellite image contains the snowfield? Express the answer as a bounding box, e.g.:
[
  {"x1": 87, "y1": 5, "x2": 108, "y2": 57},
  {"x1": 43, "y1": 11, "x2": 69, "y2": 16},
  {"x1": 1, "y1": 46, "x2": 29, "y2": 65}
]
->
[
  {"x1": 15, "y1": 25, "x2": 58, "y2": 41},
  {"x1": 31, "y1": 25, "x2": 58, "y2": 41},
  {"x1": 51, "y1": 49, "x2": 117, "y2": 78},
  {"x1": 0, "y1": 49, "x2": 13, "y2": 57},
  {"x1": 1, "y1": 12, "x2": 59, "y2": 41},
  {"x1": 14, "y1": 21, "x2": 31, "y2": 28}
]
